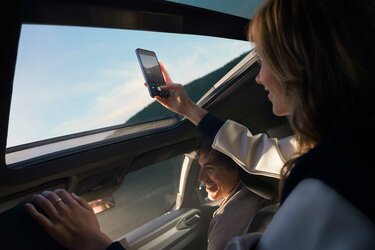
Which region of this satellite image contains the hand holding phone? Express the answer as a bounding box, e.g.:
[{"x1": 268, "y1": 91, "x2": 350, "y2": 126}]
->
[{"x1": 135, "y1": 48, "x2": 170, "y2": 98}]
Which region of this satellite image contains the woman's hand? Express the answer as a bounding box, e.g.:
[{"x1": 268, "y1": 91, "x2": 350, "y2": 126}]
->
[
  {"x1": 155, "y1": 63, "x2": 207, "y2": 125},
  {"x1": 25, "y1": 189, "x2": 113, "y2": 250}
]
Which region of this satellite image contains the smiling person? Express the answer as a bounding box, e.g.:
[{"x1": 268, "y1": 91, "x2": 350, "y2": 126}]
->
[
  {"x1": 197, "y1": 142, "x2": 270, "y2": 250},
  {"x1": 25, "y1": 0, "x2": 375, "y2": 249}
]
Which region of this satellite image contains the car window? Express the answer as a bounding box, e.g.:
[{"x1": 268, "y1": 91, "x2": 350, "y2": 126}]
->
[
  {"x1": 6, "y1": 24, "x2": 250, "y2": 165},
  {"x1": 165, "y1": 0, "x2": 261, "y2": 19},
  {"x1": 95, "y1": 154, "x2": 184, "y2": 240}
]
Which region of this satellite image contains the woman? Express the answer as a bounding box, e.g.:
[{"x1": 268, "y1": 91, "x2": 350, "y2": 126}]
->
[
  {"x1": 157, "y1": 0, "x2": 375, "y2": 248},
  {"x1": 26, "y1": 0, "x2": 375, "y2": 249}
]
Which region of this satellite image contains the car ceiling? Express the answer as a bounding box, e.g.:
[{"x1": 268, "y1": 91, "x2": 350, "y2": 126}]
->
[{"x1": 0, "y1": 0, "x2": 291, "y2": 210}]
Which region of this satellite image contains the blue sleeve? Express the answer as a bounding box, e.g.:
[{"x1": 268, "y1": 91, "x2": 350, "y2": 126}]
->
[{"x1": 196, "y1": 112, "x2": 225, "y2": 144}]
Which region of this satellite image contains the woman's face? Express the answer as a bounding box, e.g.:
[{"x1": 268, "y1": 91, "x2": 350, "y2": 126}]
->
[{"x1": 255, "y1": 57, "x2": 290, "y2": 116}]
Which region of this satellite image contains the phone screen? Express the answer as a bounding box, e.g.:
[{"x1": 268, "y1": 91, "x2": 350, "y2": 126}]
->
[{"x1": 136, "y1": 48, "x2": 170, "y2": 98}]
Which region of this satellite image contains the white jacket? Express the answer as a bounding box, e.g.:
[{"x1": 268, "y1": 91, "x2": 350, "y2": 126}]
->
[{"x1": 212, "y1": 120, "x2": 295, "y2": 178}]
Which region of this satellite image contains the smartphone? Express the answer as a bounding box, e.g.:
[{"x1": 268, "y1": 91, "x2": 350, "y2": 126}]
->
[{"x1": 135, "y1": 48, "x2": 170, "y2": 98}]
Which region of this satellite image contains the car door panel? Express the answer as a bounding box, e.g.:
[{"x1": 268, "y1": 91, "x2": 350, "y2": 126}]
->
[{"x1": 121, "y1": 208, "x2": 203, "y2": 250}]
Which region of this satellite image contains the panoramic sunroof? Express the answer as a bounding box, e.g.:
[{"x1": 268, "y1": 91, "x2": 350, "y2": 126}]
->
[{"x1": 6, "y1": 23, "x2": 250, "y2": 165}]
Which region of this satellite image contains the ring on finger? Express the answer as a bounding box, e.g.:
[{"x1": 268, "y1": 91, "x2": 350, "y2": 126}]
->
[{"x1": 52, "y1": 197, "x2": 63, "y2": 206}]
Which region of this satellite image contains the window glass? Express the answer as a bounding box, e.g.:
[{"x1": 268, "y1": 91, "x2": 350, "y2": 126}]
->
[
  {"x1": 7, "y1": 24, "x2": 250, "y2": 149},
  {"x1": 166, "y1": 0, "x2": 261, "y2": 19},
  {"x1": 96, "y1": 155, "x2": 184, "y2": 239}
]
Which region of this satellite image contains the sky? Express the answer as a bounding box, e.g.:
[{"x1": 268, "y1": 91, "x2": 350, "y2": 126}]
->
[{"x1": 7, "y1": 24, "x2": 251, "y2": 147}]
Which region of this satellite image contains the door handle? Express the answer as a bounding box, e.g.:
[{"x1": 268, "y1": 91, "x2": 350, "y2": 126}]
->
[
  {"x1": 176, "y1": 213, "x2": 201, "y2": 230},
  {"x1": 185, "y1": 214, "x2": 200, "y2": 226}
]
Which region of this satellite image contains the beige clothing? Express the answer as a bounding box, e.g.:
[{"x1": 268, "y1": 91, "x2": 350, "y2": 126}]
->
[
  {"x1": 207, "y1": 184, "x2": 270, "y2": 250},
  {"x1": 212, "y1": 120, "x2": 295, "y2": 178},
  {"x1": 225, "y1": 180, "x2": 375, "y2": 250}
]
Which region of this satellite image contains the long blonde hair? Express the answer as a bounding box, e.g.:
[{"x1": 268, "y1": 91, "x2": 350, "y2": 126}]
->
[{"x1": 249, "y1": 0, "x2": 375, "y2": 186}]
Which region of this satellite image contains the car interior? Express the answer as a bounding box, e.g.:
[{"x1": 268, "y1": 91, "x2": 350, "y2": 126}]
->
[{"x1": 0, "y1": 0, "x2": 293, "y2": 249}]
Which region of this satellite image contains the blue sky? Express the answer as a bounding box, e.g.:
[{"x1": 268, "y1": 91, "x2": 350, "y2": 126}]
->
[{"x1": 7, "y1": 24, "x2": 251, "y2": 147}]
